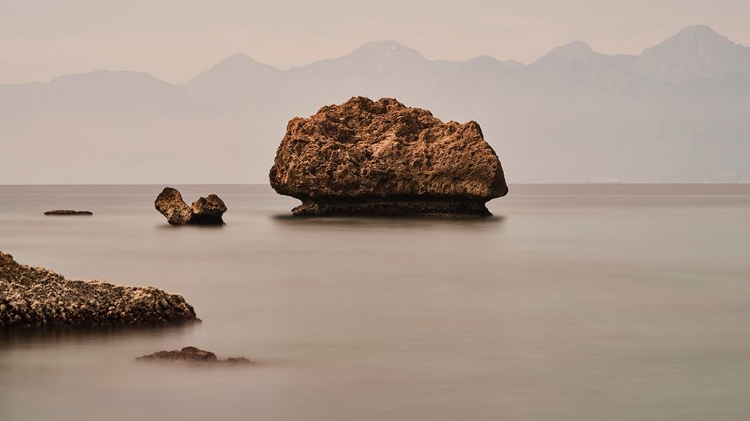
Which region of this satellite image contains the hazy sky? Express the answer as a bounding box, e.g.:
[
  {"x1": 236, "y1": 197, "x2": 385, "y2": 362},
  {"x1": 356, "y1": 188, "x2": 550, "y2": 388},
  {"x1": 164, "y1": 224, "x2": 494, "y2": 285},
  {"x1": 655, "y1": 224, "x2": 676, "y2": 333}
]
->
[{"x1": 2, "y1": 0, "x2": 749, "y2": 84}]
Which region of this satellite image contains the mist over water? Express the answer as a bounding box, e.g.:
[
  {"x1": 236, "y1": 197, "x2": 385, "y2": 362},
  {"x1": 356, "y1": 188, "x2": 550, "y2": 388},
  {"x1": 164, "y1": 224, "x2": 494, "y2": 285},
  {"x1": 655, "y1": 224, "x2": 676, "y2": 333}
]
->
[{"x1": 2, "y1": 184, "x2": 750, "y2": 421}]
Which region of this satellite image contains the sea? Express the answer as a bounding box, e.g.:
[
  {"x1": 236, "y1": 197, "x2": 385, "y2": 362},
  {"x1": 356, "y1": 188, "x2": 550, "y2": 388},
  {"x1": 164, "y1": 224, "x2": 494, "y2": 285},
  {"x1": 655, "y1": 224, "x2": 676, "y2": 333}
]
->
[{"x1": 1, "y1": 184, "x2": 750, "y2": 421}]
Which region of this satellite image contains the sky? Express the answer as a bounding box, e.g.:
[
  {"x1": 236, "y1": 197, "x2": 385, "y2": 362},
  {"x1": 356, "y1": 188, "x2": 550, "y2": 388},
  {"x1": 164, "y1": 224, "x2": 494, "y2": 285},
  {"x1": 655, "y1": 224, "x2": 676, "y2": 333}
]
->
[{"x1": 1, "y1": 0, "x2": 749, "y2": 84}]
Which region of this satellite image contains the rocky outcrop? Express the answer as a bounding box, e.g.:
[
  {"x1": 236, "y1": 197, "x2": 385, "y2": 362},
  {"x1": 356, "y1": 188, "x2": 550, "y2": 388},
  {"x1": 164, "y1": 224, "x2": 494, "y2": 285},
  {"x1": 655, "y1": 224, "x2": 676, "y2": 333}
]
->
[
  {"x1": 44, "y1": 210, "x2": 93, "y2": 216},
  {"x1": 269, "y1": 97, "x2": 508, "y2": 216},
  {"x1": 154, "y1": 187, "x2": 227, "y2": 225},
  {"x1": 154, "y1": 188, "x2": 193, "y2": 225},
  {"x1": 190, "y1": 195, "x2": 228, "y2": 224},
  {"x1": 0, "y1": 251, "x2": 198, "y2": 329},
  {"x1": 135, "y1": 346, "x2": 253, "y2": 365}
]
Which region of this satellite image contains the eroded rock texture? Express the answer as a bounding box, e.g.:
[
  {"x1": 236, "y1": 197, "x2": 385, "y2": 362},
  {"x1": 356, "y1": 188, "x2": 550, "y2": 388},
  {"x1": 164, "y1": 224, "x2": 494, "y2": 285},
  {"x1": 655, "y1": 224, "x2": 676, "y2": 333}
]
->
[
  {"x1": 0, "y1": 251, "x2": 198, "y2": 329},
  {"x1": 154, "y1": 187, "x2": 227, "y2": 225},
  {"x1": 190, "y1": 195, "x2": 228, "y2": 224},
  {"x1": 269, "y1": 97, "x2": 507, "y2": 216}
]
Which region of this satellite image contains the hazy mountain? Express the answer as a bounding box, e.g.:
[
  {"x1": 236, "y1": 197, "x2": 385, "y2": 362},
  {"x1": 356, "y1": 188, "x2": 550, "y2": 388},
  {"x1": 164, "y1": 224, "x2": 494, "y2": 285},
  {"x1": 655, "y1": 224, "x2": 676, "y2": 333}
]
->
[
  {"x1": 283, "y1": 41, "x2": 463, "y2": 109},
  {"x1": 188, "y1": 53, "x2": 284, "y2": 91},
  {"x1": 186, "y1": 53, "x2": 284, "y2": 116},
  {"x1": 1, "y1": 26, "x2": 749, "y2": 184},
  {"x1": 427, "y1": 55, "x2": 523, "y2": 108},
  {"x1": 522, "y1": 41, "x2": 648, "y2": 95},
  {"x1": 632, "y1": 25, "x2": 750, "y2": 83}
]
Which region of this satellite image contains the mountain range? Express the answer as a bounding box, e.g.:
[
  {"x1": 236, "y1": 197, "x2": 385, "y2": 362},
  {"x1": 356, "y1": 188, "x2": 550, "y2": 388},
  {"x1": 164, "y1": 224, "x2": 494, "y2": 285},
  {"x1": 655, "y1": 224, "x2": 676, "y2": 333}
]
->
[{"x1": 1, "y1": 25, "x2": 749, "y2": 184}]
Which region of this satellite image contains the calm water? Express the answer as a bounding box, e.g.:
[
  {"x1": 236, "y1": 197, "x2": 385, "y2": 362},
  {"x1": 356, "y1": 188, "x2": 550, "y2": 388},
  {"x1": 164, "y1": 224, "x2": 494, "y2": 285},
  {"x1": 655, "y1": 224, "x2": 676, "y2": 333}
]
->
[{"x1": 2, "y1": 184, "x2": 750, "y2": 421}]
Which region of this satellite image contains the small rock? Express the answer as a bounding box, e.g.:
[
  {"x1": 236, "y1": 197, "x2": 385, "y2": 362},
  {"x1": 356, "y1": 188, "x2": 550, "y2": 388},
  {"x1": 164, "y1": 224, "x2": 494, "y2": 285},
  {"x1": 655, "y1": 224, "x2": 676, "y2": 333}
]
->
[
  {"x1": 135, "y1": 346, "x2": 253, "y2": 365},
  {"x1": 190, "y1": 195, "x2": 228, "y2": 224},
  {"x1": 154, "y1": 188, "x2": 194, "y2": 225},
  {"x1": 154, "y1": 188, "x2": 226, "y2": 225},
  {"x1": 44, "y1": 210, "x2": 93, "y2": 216}
]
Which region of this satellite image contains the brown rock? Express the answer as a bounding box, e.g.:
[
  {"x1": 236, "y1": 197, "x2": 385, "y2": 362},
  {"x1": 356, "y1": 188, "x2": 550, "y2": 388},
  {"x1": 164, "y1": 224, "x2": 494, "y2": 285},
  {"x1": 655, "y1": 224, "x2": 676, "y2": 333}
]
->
[
  {"x1": 0, "y1": 251, "x2": 198, "y2": 329},
  {"x1": 154, "y1": 187, "x2": 226, "y2": 225},
  {"x1": 190, "y1": 194, "x2": 228, "y2": 224},
  {"x1": 269, "y1": 97, "x2": 508, "y2": 216},
  {"x1": 135, "y1": 346, "x2": 253, "y2": 365},
  {"x1": 44, "y1": 210, "x2": 94, "y2": 216},
  {"x1": 155, "y1": 188, "x2": 193, "y2": 225}
]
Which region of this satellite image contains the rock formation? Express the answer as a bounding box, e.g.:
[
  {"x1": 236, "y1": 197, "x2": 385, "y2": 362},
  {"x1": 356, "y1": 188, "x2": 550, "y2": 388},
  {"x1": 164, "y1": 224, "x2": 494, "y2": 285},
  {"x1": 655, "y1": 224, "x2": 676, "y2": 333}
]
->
[
  {"x1": 44, "y1": 210, "x2": 93, "y2": 216},
  {"x1": 154, "y1": 188, "x2": 193, "y2": 225},
  {"x1": 0, "y1": 251, "x2": 198, "y2": 329},
  {"x1": 154, "y1": 187, "x2": 227, "y2": 225},
  {"x1": 190, "y1": 195, "x2": 228, "y2": 224},
  {"x1": 135, "y1": 346, "x2": 253, "y2": 365},
  {"x1": 269, "y1": 97, "x2": 508, "y2": 216}
]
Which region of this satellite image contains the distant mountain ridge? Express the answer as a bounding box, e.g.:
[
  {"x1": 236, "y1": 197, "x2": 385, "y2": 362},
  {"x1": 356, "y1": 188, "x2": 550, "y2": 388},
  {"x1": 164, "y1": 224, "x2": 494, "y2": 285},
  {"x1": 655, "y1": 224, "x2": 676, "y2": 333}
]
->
[
  {"x1": 633, "y1": 25, "x2": 750, "y2": 82},
  {"x1": 1, "y1": 25, "x2": 749, "y2": 184}
]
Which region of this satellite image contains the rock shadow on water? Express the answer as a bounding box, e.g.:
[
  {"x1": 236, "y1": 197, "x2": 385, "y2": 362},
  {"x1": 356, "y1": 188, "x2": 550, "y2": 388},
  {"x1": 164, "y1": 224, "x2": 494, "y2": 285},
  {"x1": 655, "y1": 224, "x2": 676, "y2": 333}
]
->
[
  {"x1": 272, "y1": 213, "x2": 505, "y2": 230},
  {"x1": 0, "y1": 322, "x2": 200, "y2": 351},
  {"x1": 155, "y1": 222, "x2": 228, "y2": 231}
]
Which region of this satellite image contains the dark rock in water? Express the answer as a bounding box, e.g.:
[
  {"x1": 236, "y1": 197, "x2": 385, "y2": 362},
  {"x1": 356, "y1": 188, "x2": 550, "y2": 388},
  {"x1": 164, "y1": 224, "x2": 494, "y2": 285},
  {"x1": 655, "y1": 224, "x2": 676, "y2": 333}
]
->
[
  {"x1": 269, "y1": 96, "x2": 508, "y2": 217},
  {"x1": 0, "y1": 251, "x2": 198, "y2": 329},
  {"x1": 44, "y1": 210, "x2": 93, "y2": 216},
  {"x1": 190, "y1": 194, "x2": 228, "y2": 224},
  {"x1": 135, "y1": 346, "x2": 253, "y2": 365},
  {"x1": 154, "y1": 187, "x2": 227, "y2": 225},
  {"x1": 137, "y1": 346, "x2": 217, "y2": 363}
]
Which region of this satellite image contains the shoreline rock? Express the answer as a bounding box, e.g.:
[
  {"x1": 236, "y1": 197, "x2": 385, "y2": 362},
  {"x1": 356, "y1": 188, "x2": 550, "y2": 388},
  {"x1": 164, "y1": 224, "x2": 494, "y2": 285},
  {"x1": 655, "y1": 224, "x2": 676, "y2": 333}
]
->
[
  {"x1": 135, "y1": 346, "x2": 253, "y2": 365},
  {"x1": 44, "y1": 210, "x2": 93, "y2": 216},
  {"x1": 0, "y1": 251, "x2": 198, "y2": 329},
  {"x1": 269, "y1": 97, "x2": 508, "y2": 216},
  {"x1": 154, "y1": 187, "x2": 227, "y2": 225}
]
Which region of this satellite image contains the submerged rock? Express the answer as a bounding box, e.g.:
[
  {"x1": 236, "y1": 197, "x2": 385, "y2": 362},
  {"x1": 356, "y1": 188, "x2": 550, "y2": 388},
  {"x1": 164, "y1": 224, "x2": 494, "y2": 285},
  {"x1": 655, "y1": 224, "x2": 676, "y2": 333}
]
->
[
  {"x1": 269, "y1": 97, "x2": 508, "y2": 216},
  {"x1": 0, "y1": 251, "x2": 198, "y2": 329},
  {"x1": 44, "y1": 210, "x2": 93, "y2": 216},
  {"x1": 154, "y1": 187, "x2": 227, "y2": 225},
  {"x1": 135, "y1": 346, "x2": 253, "y2": 365}
]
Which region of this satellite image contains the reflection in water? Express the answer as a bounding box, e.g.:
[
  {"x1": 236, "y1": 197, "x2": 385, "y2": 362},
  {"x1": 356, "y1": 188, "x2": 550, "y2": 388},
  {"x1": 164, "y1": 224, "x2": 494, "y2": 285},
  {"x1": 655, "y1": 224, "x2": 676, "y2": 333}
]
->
[
  {"x1": 0, "y1": 323, "x2": 200, "y2": 351},
  {"x1": 155, "y1": 223, "x2": 228, "y2": 230},
  {"x1": 271, "y1": 213, "x2": 506, "y2": 229}
]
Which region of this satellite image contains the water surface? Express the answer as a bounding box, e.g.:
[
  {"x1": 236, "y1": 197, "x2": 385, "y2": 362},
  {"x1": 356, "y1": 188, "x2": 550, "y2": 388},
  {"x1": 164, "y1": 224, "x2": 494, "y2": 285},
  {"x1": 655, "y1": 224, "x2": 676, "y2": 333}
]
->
[{"x1": 2, "y1": 184, "x2": 750, "y2": 421}]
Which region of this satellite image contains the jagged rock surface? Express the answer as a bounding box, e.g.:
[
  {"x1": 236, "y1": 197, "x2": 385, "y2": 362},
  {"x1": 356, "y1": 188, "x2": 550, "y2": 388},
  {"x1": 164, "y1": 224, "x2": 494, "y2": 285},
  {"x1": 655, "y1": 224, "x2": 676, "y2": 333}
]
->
[
  {"x1": 190, "y1": 195, "x2": 228, "y2": 224},
  {"x1": 135, "y1": 346, "x2": 253, "y2": 365},
  {"x1": 0, "y1": 251, "x2": 198, "y2": 329},
  {"x1": 269, "y1": 97, "x2": 508, "y2": 216},
  {"x1": 154, "y1": 187, "x2": 194, "y2": 225},
  {"x1": 154, "y1": 187, "x2": 227, "y2": 225}
]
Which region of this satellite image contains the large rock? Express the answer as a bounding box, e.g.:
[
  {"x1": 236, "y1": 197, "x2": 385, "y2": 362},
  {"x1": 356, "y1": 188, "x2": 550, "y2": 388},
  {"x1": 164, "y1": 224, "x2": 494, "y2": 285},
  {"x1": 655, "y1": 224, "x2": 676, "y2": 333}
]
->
[
  {"x1": 269, "y1": 97, "x2": 508, "y2": 216},
  {"x1": 154, "y1": 187, "x2": 227, "y2": 225},
  {"x1": 0, "y1": 251, "x2": 198, "y2": 329}
]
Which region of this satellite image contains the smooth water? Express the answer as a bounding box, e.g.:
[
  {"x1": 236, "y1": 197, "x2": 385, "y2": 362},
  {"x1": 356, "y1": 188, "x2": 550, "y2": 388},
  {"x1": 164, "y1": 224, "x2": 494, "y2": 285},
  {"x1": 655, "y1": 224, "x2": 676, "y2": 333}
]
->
[{"x1": 2, "y1": 184, "x2": 750, "y2": 421}]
